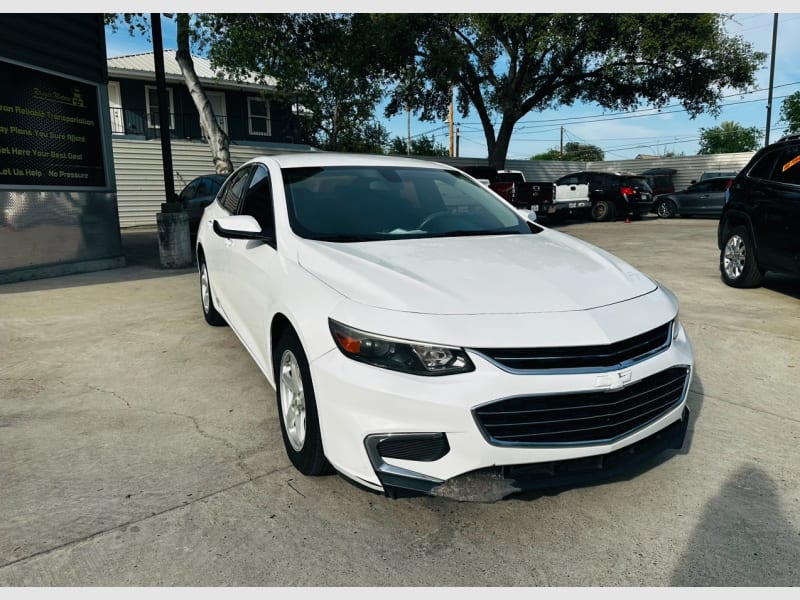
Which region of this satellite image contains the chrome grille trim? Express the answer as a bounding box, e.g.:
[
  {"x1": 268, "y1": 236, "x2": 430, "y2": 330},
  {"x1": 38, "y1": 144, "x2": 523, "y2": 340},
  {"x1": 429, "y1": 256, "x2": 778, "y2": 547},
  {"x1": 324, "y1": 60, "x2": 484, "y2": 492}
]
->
[
  {"x1": 471, "y1": 321, "x2": 673, "y2": 374},
  {"x1": 472, "y1": 365, "x2": 691, "y2": 447}
]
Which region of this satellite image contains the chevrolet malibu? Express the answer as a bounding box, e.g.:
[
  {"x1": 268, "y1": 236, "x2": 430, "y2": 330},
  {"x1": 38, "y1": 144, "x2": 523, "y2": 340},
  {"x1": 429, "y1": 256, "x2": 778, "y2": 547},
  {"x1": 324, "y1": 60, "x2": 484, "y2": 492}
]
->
[{"x1": 196, "y1": 153, "x2": 693, "y2": 500}]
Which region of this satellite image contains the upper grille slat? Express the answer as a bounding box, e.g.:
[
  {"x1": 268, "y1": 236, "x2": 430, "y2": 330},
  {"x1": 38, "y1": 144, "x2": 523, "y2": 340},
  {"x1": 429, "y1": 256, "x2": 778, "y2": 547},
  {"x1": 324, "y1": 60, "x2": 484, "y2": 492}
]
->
[
  {"x1": 476, "y1": 322, "x2": 671, "y2": 371},
  {"x1": 474, "y1": 366, "x2": 689, "y2": 445}
]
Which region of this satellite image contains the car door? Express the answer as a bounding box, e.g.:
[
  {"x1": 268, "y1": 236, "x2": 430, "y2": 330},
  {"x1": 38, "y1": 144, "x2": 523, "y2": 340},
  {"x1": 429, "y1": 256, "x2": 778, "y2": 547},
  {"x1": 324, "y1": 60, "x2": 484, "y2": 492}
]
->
[
  {"x1": 758, "y1": 144, "x2": 800, "y2": 273},
  {"x1": 680, "y1": 181, "x2": 710, "y2": 213},
  {"x1": 223, "y1": 164, "x2": 280, "y2": 369},
  {"x1": 204, "y1": 165, "x2": 253, "y2": 320}
]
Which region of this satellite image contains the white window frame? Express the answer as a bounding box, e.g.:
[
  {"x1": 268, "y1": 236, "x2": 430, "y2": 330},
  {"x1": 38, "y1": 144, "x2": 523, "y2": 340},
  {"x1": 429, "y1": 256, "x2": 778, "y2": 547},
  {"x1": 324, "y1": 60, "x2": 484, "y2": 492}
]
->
[
  {"x1": 247, "y1": 96, "x2": 271, "y2": 137},
  {"x1": 146, "y1": 85, "x2": 175, "y2": 130}
]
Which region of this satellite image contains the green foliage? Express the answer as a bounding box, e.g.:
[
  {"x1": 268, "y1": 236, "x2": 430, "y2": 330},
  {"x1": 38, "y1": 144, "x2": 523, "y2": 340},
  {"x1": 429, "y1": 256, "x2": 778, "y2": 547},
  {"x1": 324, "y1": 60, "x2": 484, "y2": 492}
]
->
[
  {"x1": 358, "y1": 13, "x2": 765, "y2": 168},
  {"x1": 531, "y1": 142, "x2": 603, "y2": 161},
  {"x1": 196, "y1": 14, "x2": 386, "y2": 152},
  {"x1": 779, "y1": 91, "x2": 800, "y2": 135},
  {"x1": 531, "y1": 149, "x2": 562, "y2": 161},
  {"x1": 388, "y1": 134, "x2": 449, "y2": 156},
  {"x1": 330, "y1": 122, "x2": 389, "y2": 154},
  {"x1": 698, "y1": 121, "x2": 762, "y2": 154}
]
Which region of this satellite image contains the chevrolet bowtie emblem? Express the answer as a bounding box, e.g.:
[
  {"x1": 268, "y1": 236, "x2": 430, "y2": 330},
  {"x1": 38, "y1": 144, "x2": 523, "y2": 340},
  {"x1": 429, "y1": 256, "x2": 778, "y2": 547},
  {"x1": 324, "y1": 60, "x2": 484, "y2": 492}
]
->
[{"x1": 595, "y1": 370, "x2": 632, "y2": 390}]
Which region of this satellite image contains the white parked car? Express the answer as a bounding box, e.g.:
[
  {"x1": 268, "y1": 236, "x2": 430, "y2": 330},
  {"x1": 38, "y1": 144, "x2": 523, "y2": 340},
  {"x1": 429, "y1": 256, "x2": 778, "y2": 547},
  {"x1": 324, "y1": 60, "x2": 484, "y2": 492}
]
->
[{"x1": 196, "y1": 153, "x2": 693, "y2": 500}]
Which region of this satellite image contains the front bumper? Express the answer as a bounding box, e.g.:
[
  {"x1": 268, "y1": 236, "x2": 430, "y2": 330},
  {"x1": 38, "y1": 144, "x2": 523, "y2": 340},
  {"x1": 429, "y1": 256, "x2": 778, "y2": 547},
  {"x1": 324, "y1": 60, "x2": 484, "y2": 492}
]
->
[{"x1": 310, "y1": 321, "x2": 694, "y2": 499}]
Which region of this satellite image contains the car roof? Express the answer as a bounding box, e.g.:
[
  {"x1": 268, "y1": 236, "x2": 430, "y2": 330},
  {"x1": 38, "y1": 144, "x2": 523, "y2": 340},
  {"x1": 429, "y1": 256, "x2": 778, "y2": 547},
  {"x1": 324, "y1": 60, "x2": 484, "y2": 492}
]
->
[{"x1": 244, "y1": 152, "x2": 451, "y2": 170}]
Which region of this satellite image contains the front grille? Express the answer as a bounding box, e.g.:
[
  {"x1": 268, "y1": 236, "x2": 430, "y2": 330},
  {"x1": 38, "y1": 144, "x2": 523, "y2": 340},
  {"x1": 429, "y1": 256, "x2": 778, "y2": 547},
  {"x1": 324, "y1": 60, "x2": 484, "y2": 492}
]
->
[
  {"x1": 475, "y1": 322, "x2": 671, "y2": 371},
  {"x1": 473, "y1": 366, "x2": 689, "y2": 445}
]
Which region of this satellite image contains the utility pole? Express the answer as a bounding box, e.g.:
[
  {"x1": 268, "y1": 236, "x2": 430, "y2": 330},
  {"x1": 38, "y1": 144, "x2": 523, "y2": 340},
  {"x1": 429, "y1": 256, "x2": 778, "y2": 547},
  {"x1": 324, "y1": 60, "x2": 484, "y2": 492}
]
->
[
  {"x1": 152, "y1": 13, "x2": 175, "y2": 207},
  {"x1": 448, "y1": 86, "x2": 455, "y2": 157},
  {"x1": 560, "y1": 126, "x2": 564, "y2": 158},
  {"x1": 456, "y1": 126, "x2": 460, "y2": 158},
  {"x1": 153, "y1": 12, "x2": 192, "y2": 268},
  {"x1": 406, "y1": 102, "x2": 411, "y2": 155},
  {"x1": 765, "y1": 13, "x2": 779, "y2": 146}
]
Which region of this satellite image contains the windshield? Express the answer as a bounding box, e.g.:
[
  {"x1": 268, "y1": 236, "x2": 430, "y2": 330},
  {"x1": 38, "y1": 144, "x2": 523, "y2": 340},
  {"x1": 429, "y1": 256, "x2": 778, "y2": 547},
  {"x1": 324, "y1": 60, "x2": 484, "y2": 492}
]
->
[{"x1": 282, "y1": 166, "x2": 532, "y2": 242}]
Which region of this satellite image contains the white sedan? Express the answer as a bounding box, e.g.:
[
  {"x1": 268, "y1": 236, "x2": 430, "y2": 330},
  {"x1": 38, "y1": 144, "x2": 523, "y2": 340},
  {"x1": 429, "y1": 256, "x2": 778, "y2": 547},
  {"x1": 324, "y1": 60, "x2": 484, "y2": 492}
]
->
[{"x1": 196, "y1": 153, "x2": 693, "y2": 501}]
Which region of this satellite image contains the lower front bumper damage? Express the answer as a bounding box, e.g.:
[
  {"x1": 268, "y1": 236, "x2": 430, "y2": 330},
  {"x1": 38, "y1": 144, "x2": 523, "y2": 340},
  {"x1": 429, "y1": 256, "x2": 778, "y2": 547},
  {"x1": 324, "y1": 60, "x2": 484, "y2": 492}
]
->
[{"x1": 369, "y1": 407, "x2": 690, "y2": 502}]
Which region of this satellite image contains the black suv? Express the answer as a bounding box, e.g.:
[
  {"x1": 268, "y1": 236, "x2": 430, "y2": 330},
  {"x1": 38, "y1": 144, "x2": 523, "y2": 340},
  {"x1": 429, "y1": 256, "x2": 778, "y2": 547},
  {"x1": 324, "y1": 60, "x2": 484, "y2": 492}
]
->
[
  {"x1": 554, "y1": 171, "x2": 654, "y2": 221},
  {"x1": 718, "y1": 134, "x2": 800, "y2": 287}
]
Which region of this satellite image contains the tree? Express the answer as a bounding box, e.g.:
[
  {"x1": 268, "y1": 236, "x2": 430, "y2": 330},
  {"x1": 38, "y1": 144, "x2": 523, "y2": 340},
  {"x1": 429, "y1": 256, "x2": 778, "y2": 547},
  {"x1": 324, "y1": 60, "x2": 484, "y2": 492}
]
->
[
  {"x1": 357, "y1": 13, "x2": 765, "y2": 169},
  {"x1": 105, "y1": 13, "x2": 233, "y2": 173},
  {"x1": 198, "y1": 14, "x2": 386, "y2": 153},
  {"x1": 531, "y1": 149, "x2": 562, "y2": 161},
  {"x1": 388, "y1": 134, "x2": 449, "y2": 156},
  {"x1": 779, "y1": 91, "x2": 800, "y2": 135},
  {"x1": 531, "y1": 142, "x2": 603, "y2": 161},
  {"x1": 335, "y1": 122, "x2": 389, "y2": 154},
  {"x1": 698, "y1": 121, "x2": 762, "y2": 154}
]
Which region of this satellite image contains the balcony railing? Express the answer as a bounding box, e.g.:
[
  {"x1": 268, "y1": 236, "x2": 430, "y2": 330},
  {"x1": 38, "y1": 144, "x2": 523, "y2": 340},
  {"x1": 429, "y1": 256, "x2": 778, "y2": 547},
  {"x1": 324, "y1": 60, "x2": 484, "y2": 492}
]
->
[{"x1": 108, "y1": 107, "x2": 260, "y2": 140}]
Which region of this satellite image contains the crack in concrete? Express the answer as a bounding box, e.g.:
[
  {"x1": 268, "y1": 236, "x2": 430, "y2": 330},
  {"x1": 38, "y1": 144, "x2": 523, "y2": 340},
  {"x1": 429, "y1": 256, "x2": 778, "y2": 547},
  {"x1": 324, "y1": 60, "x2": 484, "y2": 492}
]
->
[
  {"x1": 87, "y1": 384, "x2": 131, "y2": 409},
  {"x1": 0, "y1": 464, "x2": 296, "y2": 572},
  {"x1": 85, "y1": 385, "x2": 262, "y2": 481}
]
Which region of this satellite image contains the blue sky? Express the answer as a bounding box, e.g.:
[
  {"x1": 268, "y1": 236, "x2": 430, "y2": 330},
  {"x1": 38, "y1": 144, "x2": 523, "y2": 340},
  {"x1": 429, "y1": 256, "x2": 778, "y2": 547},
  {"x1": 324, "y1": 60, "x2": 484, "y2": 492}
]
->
[{"x1": 105, "y1": 12, "x2": 800, "y2": 160}]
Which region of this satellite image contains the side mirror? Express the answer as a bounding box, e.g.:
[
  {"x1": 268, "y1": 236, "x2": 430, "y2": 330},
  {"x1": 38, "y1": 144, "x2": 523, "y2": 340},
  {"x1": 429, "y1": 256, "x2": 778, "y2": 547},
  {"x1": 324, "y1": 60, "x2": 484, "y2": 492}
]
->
[
  {"x1": 213, "y1": 215, "x2": 274, "y2": 243},
  {"x1": 517, "y1": 208, "x2": 537, "y2": 222}
]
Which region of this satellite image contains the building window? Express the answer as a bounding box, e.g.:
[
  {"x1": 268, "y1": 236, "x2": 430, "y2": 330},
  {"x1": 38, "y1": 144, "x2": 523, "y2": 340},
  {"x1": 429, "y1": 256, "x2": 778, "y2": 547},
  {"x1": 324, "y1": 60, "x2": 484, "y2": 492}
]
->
[
  {"x1": 248, "y1": 97, "x2": 271, "y2": 137},
  {"x1": 146, "y1": 86, "x2": 175, "y2": 129}
]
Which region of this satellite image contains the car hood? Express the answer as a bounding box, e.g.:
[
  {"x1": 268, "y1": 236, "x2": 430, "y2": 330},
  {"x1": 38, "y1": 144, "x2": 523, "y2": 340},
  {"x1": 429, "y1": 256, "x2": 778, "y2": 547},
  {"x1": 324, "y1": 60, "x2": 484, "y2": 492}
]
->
[{"x1": 297, "y1": 230, "x2": 657, "y2": 315}]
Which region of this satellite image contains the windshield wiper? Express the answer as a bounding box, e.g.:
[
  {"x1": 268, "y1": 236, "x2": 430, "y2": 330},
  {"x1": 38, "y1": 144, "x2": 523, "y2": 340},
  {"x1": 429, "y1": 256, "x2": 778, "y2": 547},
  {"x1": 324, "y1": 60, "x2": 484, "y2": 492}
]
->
[
  {"x1": 427, "y1": 228, "x2": 522, "y2": 238},
  {"x1": 311, "y1": 234, "x2": 376, "y2": 243}
]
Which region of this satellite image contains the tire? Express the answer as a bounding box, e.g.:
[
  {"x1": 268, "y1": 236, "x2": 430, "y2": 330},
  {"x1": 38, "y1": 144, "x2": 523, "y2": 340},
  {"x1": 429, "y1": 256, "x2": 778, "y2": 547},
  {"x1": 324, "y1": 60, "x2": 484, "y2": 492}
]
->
[
  {"x1": 656, "y1": 199, "x2": 677, "y2": 219},
  {"x1": 591, "y1": 200, "x2": 613, "y2": 222},
  {"x1": 274, "y1": 329, "x2": 333, "y2": 476},
  {"x1": 720, "y1": 226, "x2": 764, "y2": 288},
  {"x1": 199, "y1": 258, "x2": 227, "y2": 326}
]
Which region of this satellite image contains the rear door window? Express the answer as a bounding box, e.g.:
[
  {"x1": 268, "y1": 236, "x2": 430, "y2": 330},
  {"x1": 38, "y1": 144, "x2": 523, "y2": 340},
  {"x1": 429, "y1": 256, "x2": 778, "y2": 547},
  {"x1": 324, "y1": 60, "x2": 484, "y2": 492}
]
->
[{"x1": 770, "y1": 146, "x2": 800, "y2": 185}]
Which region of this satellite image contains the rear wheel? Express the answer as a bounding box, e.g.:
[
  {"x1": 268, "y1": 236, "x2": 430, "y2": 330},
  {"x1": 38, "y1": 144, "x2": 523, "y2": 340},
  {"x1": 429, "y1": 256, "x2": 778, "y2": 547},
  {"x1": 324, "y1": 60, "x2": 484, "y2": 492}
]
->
[
  {"x1": 274, "y1": 329, "x2": 333, "y2": 476},
  {"x1": 656, "y1": 199, "x2": 677, "y2": 219},
  {"x1": 720, "y1": 226, "x2": 764, "y2": 288},
  {"x1": 591, "y1": 200, "x2": 613, "y2": 222}
]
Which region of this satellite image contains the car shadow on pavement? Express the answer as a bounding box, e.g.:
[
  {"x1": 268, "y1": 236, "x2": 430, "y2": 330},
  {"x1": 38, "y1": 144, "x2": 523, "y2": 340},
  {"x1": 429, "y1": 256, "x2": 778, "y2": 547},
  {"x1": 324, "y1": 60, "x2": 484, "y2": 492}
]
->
[
  {"x1": 670, "y1": 464, "x2": 799, "y2": 586},
  {"x1": 763, "y1": 272, "x2": 800, "y2": 300}
]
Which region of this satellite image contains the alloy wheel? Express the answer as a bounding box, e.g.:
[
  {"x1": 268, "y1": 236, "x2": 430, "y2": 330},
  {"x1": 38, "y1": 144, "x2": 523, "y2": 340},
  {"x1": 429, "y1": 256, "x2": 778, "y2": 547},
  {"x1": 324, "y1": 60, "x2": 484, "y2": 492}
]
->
[
  {"x1": 280, "y1": 350, "x2": 307, "y2": 452},
  {"x1": 201, "y1": 263, "x2": 211, "y2": 314},
  {"x1": 723, "y1": 234, "x2": 746, "y2": 280}
]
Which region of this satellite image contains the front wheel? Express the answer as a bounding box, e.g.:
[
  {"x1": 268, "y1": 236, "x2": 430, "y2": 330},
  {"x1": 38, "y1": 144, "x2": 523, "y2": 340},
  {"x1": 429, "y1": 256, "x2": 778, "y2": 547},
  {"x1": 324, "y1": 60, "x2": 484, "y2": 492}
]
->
[
  {"x1": 656, "y1": 199, "x2": 677, "y2": 219},
  {"x1": 274, "y1": 329, "x2": 333, "y2": 476},
  {"x1": 720, "y1": 226, "x2": 764, "y2": 288}
]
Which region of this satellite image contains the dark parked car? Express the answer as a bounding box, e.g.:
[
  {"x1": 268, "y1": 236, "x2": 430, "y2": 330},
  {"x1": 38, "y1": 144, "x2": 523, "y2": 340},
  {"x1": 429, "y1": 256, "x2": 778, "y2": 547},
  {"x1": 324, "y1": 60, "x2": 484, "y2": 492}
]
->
[
  {"x1": 718, "y1": 134, "x2": 800, "y2": 288},
  {"x1": 637, "y1": 167, "x2": 676, "y2": 196},
  {"x1": 553, "y1": 171, "x2": 654, "y2": 221},
  {"x1": 179, "y1": 174, "x2": 228, "y2": 232},
  {"x1": 652, "y1": 177, "x2": 732, "y2": 219}
]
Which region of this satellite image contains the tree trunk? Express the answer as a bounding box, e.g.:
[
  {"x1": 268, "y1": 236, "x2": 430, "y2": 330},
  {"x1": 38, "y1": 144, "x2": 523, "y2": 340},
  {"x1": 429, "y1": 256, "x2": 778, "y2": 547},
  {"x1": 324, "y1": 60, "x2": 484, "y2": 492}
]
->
[
  {"x1": 174, "y1": 14, "x2": 233, "y2": 174},
  {"x1": 487, "y1": 117, "x2": 516, "y2": 170}
]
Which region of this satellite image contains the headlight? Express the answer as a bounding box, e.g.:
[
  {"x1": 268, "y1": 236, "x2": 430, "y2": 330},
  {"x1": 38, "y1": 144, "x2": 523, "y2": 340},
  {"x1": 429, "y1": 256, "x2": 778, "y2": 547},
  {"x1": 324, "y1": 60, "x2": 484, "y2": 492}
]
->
[
  {"x1": 329, "y1": 319, "x2": 475, "y2": 376},
  {"x1": 672, "y1": 313, "x2": 681, "y2": 340}
]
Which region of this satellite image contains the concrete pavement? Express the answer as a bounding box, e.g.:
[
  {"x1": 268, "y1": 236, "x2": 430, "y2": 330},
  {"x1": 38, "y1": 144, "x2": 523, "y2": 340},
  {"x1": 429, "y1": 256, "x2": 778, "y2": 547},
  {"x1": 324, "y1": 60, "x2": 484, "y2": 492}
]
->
[{"x1": 1, "y1": 218, "x2": 798, "y2": 585}]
